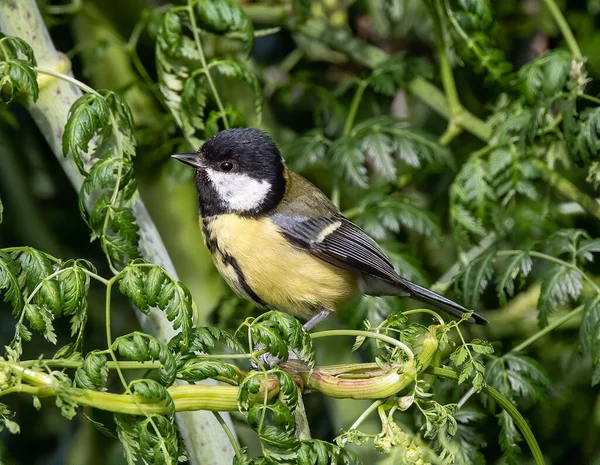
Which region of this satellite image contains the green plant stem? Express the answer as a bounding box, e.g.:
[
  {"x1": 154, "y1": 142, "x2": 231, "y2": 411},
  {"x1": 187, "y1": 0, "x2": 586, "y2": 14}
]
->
[
  {"x1": 212, "y1": 412, "x2": 241, "y2": 457},
  {"x1": 511, "y1": 305, "x2": 583, "y2": 353},
  {"x1": 343, "y1": 80, "x2": 368, "y2": 136},
  {"x1": 242, "y1": 4, "x2": 290, "y2": 24},
  {"x1": 296, "y1": 19, "x2": 492, "y2": 142},
  {"x1": 0, "y1": 2, "x2": 236, "y2": 462},
  {"x1": 429, "y1": 0, "x2": 462, "y2": 118},
  {"x1": 36, "y1": 67, "x2": 100, "y2": 96},
  {"x1": 402, "y1": 308, "x2": 445, "y2": 325},
  {"x1": 426, "y1": 367, "x2": 546, "y2": 465},
  {"x1": 542, "y1": 0, "x2": 583, "y2": 61},
  {"x1": 497, "y1": 249, "x2": 600, "y2": 295},
  {"x1": 19, "y1": 360, "x2": 161, "y2": 370},
  {"x1": 187, "y1": 0, "x2": 229, "y2": 129},
  {"x1": 339, "y1": 399, "x2": 384, "y2": 445},
  {"x1": 531, "y1": 159, "x2": 600, "y2": 221},
  {"x1": 310, "y1": 329, "x2": 414, "y2": 362}
]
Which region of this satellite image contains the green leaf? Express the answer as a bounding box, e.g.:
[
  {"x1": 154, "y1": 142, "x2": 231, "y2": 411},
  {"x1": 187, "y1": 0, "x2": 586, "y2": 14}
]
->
[
  {"x1": 453, "y1": 250, "x2": 496, "y2": 308},
  {"x1": 169, "y1": 326, "x2": 243, "y2": 354},
  {"x1": 63, "y1": 93, "x2": 110, "y2": 174},
  {"x1": 83, "y1": 413, "x2": 117, "y2": 439},
  {"x1": 208, "y1": 59, "x2": 262, "y2": 122},
  {"x1": 75, "y1": 352, "x2": 109, "y2": 391},
  {"x1": 24, "y1": 302, "x2": 57, "y2": 344},
  {"x1": 156, "y1": 279, "x2": 193, "y2": 346},
  {"x1": 577, "y1": 237, "x2": 600, "y2": 263},
  {"x1": 177, "y1": 359, "x2": 243, "y2": 385},
  {"x1": 118, "y1": 263, "x2": 148, "y2": 310},
  {"x1": 368, "y1": 53, "x2": 430, "y2": 96},
  {"x1": 455, "y1": 157, "x2": 496, "y2": 222},
  {"x1": 450, "y1": 346, "x2": 469, "y2": 366},
  {"x1": 359, "y1": 132, "x2": 396, "y2": 181},
  {"x1": 1, "y1": 59, "x2": 39, "y2": 103},
  {"x1": 498, "y1": 410, "x2": 522, "y2": 465},
  {"x1": 113, "y1": 332, "x2": 177, "y2": 385},
  {"x1": 0, "y1": 403, "x2": 20, "y2": 434},
  {"x1": 0, "y1": 35, "x2": 36, "y2": 64},
  {"x1": 58, "y1": 262, "x2": 90, "y2": 317},
  {"x1": 263, "y1": 312, "x2": 314, "y2": 362},
  {"x1": 286, "y1": 130, "x2": 330, "y2": 173},
  {"x1": 11, "y1": 247, "x2": 54, "y2": 292},
  {"x1": 137, "y1": 414, "x2": 178, "y2": 465},
  {"x1": 298, "y1": 440, "x2": 360, "y2": 465},
  {"x1": 130, "y1": 379, "x2": 175, "y2": 415},
  {"x1": 537, "y1": 265, "x2": 582, "y2": 327},
  {"x1": 78, "y1": 153, "x2": 136, "y2": 219},
  {"x1": 194, "y1": 0, "x2": 254, "y2": 54},
  {"x1": 495, "y1": 251, "x2": 532, "y2": 305},
  {"x1": 485, "y1": 353, "x2": 550, "y2": 404},
  {"x1": 100, "y1": 206, "x2": 141, "y2": 267},
  {"x1": 329, "y1": 136, "x2": 368, "y2": 188},
  {"x1": 580, "y1": 296, "x2": 600, "y2": 386},
  {"x1": 352, "y1": 116, "x2": 453, "y2": 169},
  {"x1": 35, "y1": 278, "x2": 62, "y2": 317},
  {"x1": 470, "y1": 339, "x2": 494, "y2": 354},
  {"x1": 114, "y1": 415, "x2": 140, "y2": 465},
  {"x1": 181, "y1": 70, "x2": 208, "y2": 133},
  {"x1": 570, "y1": 107, "x2": 600, "y2": 167},
  {"x1": 518, "y1": 50, "x2": 572, "y2": 104}
]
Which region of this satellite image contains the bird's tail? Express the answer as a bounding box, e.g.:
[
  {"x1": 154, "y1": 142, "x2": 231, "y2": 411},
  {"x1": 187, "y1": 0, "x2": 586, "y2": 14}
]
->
[{"x1": 397, "y1": 278, "x2": 488, "y2": 325}]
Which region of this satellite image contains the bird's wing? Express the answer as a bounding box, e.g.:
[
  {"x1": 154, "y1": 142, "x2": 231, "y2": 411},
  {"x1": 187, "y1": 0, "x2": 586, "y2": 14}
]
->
[
  {"x1": 269, "y1": 212, "x2": 400, "y2": 284},
  {"x1": 270, "y1": 172, "x2": 488, "y2": 325}
]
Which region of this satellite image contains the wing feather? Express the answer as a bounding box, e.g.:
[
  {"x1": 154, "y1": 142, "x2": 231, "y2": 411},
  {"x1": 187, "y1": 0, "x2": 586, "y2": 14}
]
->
[{"x1": 270, "y1": 213, "x2": 398, "y2": 283}]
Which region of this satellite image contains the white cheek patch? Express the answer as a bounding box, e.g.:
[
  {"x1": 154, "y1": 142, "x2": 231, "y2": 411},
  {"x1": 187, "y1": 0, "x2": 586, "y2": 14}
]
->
[{"x1": 205, "y1": 168, "x2": 272, "y2": 212}]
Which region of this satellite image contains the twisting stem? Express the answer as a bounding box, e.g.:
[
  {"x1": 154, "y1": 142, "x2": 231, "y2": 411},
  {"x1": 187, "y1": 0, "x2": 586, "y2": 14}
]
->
[
  {"x1": 310, "y1": 329, "x2": 414, "y2": 362},
  {"x1": 187, "y1": 0, "x2": 230, "y2": 129},
  {"x1": 427, "y1": 367, "x2": 546, "y2": 465},
  {"x1": 542, "y1": 0, "x2": 583, "y2": 61}
]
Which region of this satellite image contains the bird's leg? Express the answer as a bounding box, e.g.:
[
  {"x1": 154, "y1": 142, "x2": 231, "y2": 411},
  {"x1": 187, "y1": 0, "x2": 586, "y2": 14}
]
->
[
  {"x1": 303, "y1": 309, "x2": 331, "y2": 332},
  {"x1": 250, "y1": 310, "x2": 331, "y2": 370}
]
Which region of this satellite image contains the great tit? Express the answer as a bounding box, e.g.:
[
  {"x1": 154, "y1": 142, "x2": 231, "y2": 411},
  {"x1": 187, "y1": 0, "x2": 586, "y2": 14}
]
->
[{"x1": 173, "y1": 128, "x2": 488, "y2": 329}]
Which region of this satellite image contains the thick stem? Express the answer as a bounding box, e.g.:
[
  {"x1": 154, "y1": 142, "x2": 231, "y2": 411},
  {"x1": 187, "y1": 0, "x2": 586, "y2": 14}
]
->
[{"x1": 0, "y1": 2, "x2": 235, "y2": 464}]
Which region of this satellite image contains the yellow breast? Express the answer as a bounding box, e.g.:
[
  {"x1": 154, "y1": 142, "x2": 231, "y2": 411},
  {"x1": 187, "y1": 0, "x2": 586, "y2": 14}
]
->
[{"x1": 201, "y1": 214, "x2": 357, "y2": 319}]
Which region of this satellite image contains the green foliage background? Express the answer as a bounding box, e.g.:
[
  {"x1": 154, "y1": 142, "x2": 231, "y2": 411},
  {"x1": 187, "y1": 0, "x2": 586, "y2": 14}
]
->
[{"x1": 1, "y1": 0, "x2": 600, "y2": 464}]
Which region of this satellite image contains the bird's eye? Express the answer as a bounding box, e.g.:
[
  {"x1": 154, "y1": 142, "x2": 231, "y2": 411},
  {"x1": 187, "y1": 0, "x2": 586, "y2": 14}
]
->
[{"x1": 220, "y1": 161, "x2": 233, "y2": 172}]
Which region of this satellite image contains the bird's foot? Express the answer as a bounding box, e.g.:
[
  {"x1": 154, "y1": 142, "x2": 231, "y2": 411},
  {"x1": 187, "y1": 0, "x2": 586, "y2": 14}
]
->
[{"x1": 250, "y1": 344, "x2": 302, "y2": 370}]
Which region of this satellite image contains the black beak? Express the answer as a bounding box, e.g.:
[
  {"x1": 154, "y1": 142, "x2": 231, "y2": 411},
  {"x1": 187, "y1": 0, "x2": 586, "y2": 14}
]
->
[{"x1": 172, "y1": 153, "x2": 202, "y2": 168}]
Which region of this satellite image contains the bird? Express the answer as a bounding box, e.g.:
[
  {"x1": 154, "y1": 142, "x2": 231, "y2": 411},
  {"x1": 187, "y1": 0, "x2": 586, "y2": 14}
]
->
[{"x1": 172, "y1": 128, "x2": 488, "y2": 330}]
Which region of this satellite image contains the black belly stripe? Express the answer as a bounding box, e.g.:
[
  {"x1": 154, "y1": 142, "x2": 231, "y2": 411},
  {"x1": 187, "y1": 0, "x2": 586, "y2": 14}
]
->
[{"x1": 221, "y1": 252, "x2": 266, "y2": 306}]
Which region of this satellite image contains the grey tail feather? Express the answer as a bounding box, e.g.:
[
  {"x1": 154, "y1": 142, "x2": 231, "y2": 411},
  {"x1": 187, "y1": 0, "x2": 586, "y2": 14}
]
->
[{"x1": 397, "y1": 278, "x2": 489, "y2": 325}]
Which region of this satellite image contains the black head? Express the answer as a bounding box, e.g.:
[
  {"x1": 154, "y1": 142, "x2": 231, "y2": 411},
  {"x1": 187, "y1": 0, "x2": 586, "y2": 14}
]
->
[{"x1": 173, "y1": 128, "x2": 286, "y2": 217}]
